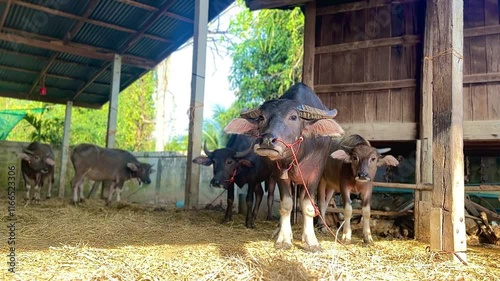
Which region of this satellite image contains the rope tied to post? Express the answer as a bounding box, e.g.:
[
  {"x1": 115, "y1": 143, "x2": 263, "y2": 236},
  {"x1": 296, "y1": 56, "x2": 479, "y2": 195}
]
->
[{"x1": 423, "y1": 48, "x2": 463, "y2": 62}]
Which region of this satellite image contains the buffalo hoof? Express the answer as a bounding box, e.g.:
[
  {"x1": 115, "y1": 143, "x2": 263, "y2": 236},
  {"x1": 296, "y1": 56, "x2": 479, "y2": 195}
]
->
[
  {"x1": 341, "y1": 238, "x2": 352, "y2": 245},
  {"x1": 363, "y1": 238, "x2": 374, "y2": 246},
  {"x1": 304, "y1": 244, "x2": 322, "y2": 253},
  {"x1": 275, "y1": 242, "x2": 292, "y2": 250},
  {"x1": 31, "y1": 198, "x2": 40, "y2": 204},
  {"x1": 70, "y1": 200, "x2": 79, "y2": 206},
  {"x1": 221, "y1": 216, "x2": 232, "y2": 224},
  {"x1": 105, "y1": 201, "x2": 111, "y2": 207},
  {"x1": 46, "y1": 196, "x2": 51, "y2": 199},
  {"x1": 317, "y1": 226, "x2": 329, "y2": 234},
  {"x1": 245, "y1": 221, "x2": 256, "y2": 229},
  {"x1": 79, "y1": 198, "x2": 85, "y2": 203},
  {"x1": 266, "y1": 215, "x2": 277, "y2": 221}
]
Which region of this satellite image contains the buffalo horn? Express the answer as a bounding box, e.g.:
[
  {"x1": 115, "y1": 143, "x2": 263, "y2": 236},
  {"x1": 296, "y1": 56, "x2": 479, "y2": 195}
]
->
[
  {"x1": 234, "y1": 142, "x2": 254, "y2": 158},
  {"x1": 240, "y1": 108, "x2": 261, "y2": 119},
  {"x1": 203, "y1": 141, "x2": 213, "y2": 157},
  {"x1": 377, "y1": 148, "x2": 392, "y2": 154},
  {"x1": 297, "y1": 104, "x2": 338, "y2": 120},
  {"x1": 341, "y1": 145, "x2": 354, "y2": 152},
  {"x1": 23, "y1": 147, "x2": 34, "y2": 155}
]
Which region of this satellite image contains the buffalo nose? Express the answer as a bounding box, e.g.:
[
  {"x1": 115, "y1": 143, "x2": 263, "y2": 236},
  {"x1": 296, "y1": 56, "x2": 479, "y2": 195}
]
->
[
  {"x1": 260, "y1": 134, "x2": 277, "y2": 147},
  {"x1": 357, "y1": 172, "x2": 369, "y2": 179},
  {"x1": 145, "y1": 180, "x2": 151, "y2": 184}
]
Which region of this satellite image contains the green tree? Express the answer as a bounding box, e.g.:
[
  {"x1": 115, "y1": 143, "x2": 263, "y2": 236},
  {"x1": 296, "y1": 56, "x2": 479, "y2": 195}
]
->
[{"x1": 227, "y1": 0, "x2": 304, "y2": 108}]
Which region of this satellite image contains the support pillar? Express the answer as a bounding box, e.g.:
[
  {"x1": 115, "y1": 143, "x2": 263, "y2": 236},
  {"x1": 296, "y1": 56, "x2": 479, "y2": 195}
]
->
[
  {"x1": 302, "y1": 1, "x2": 316, "y2": 88},
  {"x1": 427, "y1": 0, "x2": 467, "y2": 262},
  {"x1": 184, "y1": 0, "x2": 209, "y2": 209},
  {"x1": 58, "y1": 101, "x2": 72, "y2": 198}
]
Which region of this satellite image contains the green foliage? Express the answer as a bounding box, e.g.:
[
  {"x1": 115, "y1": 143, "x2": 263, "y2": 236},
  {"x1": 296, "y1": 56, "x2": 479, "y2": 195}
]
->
[
  {"x1": 227, "y1": 0, "x2": 304, "y2": 108},
  {"x1": 24, "y1": 107, "x2": 64, "y2": 144},
  {"x1": 164, "y1": 135, "x2": 188, "y2": 152}
]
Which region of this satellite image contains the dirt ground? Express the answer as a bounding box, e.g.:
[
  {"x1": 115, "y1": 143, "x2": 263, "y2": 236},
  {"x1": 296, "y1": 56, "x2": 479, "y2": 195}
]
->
[{"x1": 0, "y1": 198, "x2": 499, "y2": 281}]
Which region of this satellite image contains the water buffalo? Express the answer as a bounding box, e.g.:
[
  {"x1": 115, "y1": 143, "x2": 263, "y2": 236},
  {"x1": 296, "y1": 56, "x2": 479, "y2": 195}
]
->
[
  {"x1": 224, "y1": 82, "x2": 344, "y2": 252},
  {"x1": 318, "y1": 134, "x2": 399, "y2": 244},
  {"x1": 193, "y1": 134, "x2": 276, "y2": 228},
  {"x1": 70, "y1": 143, "x2": 156, "y2": 206},
  {"x1": 18, "y1": 141, "x2": 56, "y2": 203}
]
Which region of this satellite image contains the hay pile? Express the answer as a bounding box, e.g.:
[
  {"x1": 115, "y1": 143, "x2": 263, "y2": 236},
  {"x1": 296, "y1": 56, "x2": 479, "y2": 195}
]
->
[{"x1": 0, "y1": 198, "x2": 499, "y2": 281}]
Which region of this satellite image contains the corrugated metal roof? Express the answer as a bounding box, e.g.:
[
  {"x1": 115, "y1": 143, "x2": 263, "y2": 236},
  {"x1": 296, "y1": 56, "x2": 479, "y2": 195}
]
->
[{"x1": 0, "y1": 0, "x2": 235, "y2": 108}]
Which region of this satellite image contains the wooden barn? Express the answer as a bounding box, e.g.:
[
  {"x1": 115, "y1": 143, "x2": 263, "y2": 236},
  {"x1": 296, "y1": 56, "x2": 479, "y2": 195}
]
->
[{"x1": 245, "y1": 0, "x2": 500, "y2": 261}]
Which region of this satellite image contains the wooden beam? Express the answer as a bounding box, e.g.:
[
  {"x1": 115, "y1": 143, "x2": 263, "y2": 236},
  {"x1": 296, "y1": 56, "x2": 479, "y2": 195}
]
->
[
  {"x1": 464, "y1": 120, "x2": 500, "y2": 140},
  {"x1": 327, "y1": 207, "x2": 412, "y2": 217},
  {"x1": 302, "y1": 1, "x2": 315, "y2": 88},
  {"x1": 317, "y1": 0, "x2": 418, "y2": 15},
  {"x1": 0, "y1": 92, "x2": 102, "y2": 108},
  {"x1": 416, "y1": 0, "x2": 435, "y2": 243},
  {"x1": 372, "y1": 182, "x2": 433, "y2": 190},
  {"x1": 465, "y1": 185, "x2": 500, "y2": 192},
  {"x1": 0, "y1": 0, "x2": 11, "y2": 30},
  {"x1": 116, "y1": 0, "x2": 194, "y2": 23},
  {"x1": 0, "y1": 32, "x2": 155, "y2": 69},
  {"x1": 315, "y1": 35, "x2": 421, "y2": 54},
  {"x1": 0, "y1": 77, "x2": 106, "y2": 97},
  {"x1": 4, "y1": 0, "x2": 170, "y2": 43},
  {"x1": 464, "y1": 25, "x2": 500, "y2": 38},
  {"x1": 58, "y1": 101, "x2": 72, "y2": 198},
  {"x1": 315, "y1": 79, "x2": 416, "y2": 93},
  {"x1": 463, "y1": 72, "x2": 500, "y2": 84},
  {"x1": 245, "y1": 0, "x2": 311, "y2": 10},
  {"x1": 341, "y1": 122, "x2": 417, "y2": 141},
  {"x1": 0, "y1": 47, "x2": 136, "y2": 77},
  {"x1": 429, "y1": 0, "x2": 466, "y2": 262},
  {"x1": 73, "y1": 62, "x2": 112, "y2": 102},
  {"x1": 28, "y1": 53, "x2": 58, "y2": 97},
  {"x1": 185, "y1": 0, "x2": 209, "y2": 209}
]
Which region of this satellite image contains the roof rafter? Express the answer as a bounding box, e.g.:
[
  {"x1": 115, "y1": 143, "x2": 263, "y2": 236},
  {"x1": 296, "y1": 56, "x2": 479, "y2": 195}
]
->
[
  {"x1": 0, "y1": 32, "x2": 156, "y2": 69},
  {"x1": 0, "y1": 0, "x2": 12, "y2": 30},
  {"x1": 28, "y1": 0, "x2": 101, "y2": 98},
  {"x1": 1, "y1": 77, "x2": 106, "y2": 96},
  {"x1": 73, "y1": 0, "x2": 177, "y2": 102},
  {"x1": 116, "y1": 0, "x2": 194, "y2": 24},
  {"x1": 0, "y1": 92, "x2": 103, "y2": 108},
  {"x1": 0, "y1": 47, "x2": 135, "y2": 77},
  {"x1": 0, "y1": 0, "x2": 171, "y2": 43}
]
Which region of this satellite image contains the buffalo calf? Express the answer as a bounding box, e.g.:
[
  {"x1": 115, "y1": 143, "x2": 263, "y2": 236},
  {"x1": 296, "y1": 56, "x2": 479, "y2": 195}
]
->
[
  {"x1": 319, "y1": 134, "x2": 399, "y2": 244},
  {"x1": 18, "y1": 142, "x2": 56, "y2": 203},
  {"x1": 70, "y1": 144, "x2": 155, "y2": 205}
]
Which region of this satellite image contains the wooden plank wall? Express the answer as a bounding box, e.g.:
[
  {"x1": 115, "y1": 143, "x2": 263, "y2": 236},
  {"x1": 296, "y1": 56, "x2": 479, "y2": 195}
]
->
[
  {"x1": 463, "y1": 0, "x2": 500, "y2": 122},
  {"x1": 313, "y1": 0, "x2": 424, "y2": 127}
]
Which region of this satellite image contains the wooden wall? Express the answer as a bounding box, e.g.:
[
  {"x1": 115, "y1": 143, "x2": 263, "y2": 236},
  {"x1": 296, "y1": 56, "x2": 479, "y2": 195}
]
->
[
  {"x1": 463, "y1": 0, "x2": 500, "y2": 122},
  {"x1": 312, "y1": 0, "x2": 424, "y2": 140},
  {"x1": 307, "y1": 0, "x2": 500, "y2": 142}
]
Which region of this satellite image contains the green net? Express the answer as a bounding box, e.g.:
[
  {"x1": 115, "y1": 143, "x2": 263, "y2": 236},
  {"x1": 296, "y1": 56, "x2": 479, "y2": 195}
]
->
[{"x1": 0, "y1": 108, "x2": 46, "y2": 140}]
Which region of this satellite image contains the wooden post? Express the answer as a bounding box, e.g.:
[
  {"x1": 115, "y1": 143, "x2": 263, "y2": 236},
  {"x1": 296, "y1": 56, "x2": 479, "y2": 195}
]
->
[
  {"x1": 416, "y1": 0, "x2": 435, "y2": 242},
  {"x1": 155, "y1": 157, "x2": 162, "y2": 207},
  {"x1": 58, "y1": 101, "x2": 72, "y2": 198},
  {"x1": 302, "y1": 1, "x2": 316, "y2": 88},
  {"x1": 185, "y1": 0, "x2": 208, "y2": 209},
  {"x1": 106, "y1": 54, "x2": 121, "y2": 148},
  {"x1": 428, "y1": 0, "x2": 467, "y2": 262}
]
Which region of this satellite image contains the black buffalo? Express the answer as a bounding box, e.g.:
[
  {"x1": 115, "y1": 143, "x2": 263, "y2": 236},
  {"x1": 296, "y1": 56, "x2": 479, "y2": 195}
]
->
[
  {"x1": 224, "y1": 82, "x2": 344, "y2": 251},
  {"x1": 70, "y1": 143, "x2": 156, "y2": 205},
  {"x1": 18, "y1": 141, "x2": 56, "y2": 203},
  {"x1": 193, "y1": 134, "x2": 276, "y2": 228}
]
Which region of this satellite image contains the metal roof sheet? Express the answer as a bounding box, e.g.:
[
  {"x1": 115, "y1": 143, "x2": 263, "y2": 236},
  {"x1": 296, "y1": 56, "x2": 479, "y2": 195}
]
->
[{"x1": 0, "y1": 0, "x2": 235, "y2": 108}]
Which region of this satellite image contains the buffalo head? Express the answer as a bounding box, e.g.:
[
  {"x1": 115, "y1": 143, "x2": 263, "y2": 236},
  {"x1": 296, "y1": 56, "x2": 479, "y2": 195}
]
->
[
  {"x1": 224, "y1": 99, "x2": 344, "y2": 160},
  {"x1": 127, "y1": 162, "x2": 156, "y2": 185},
  {"x1": 193, "y1": 141, "x2": 254, "y2": 188},
  {"x1": 18, "y1": 146, "x2": 55, "y2": 174},
  {"x1": 330, "y1": 145, "x2": 399, "y2": 182}
]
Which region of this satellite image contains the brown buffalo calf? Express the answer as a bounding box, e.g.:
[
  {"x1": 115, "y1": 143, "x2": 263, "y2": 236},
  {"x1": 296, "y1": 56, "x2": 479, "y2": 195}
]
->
[{"x1": 319, "y1": 134, "x2": 399, "y2": 244}]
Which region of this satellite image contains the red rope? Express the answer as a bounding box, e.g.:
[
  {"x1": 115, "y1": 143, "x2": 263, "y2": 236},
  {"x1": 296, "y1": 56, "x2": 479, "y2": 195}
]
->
[{"x1": 223, "y1": 166, "x2": 238, "y2": 185}]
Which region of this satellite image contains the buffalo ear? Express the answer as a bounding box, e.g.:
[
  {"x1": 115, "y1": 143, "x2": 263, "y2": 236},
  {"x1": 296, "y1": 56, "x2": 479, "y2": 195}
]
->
[
  {"x1": 238, "y1": 159, "x2": 254, "y2": 167},
  {"x1": 17, "y1": 152, "x2": 31, "y2": 161},
  {"x1": 127, "y1": 163, "x2": 139, "y2": 171},
  {"x1": 302, "y1": 119, "x2": 344, "y2": 138},
  {"x1": 330, "y1": 149, "x2": 351, "y2": 163},
  {"x1": 45, "y1": 158, "x2": 55, "y2": 166},
  {"x1": 224, "y1": 118, "x2": 259, "y2": 136},
  {"x1": 378, "y1": 155, "x2": 399, "y2": 167},
  {"x1": 192, "y1": 156, "x2": 213, "y2": 166}
]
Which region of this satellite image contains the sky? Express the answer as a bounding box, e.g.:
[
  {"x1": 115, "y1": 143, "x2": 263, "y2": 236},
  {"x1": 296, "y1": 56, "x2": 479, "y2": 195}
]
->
[{"x1": 159, "y1": 3, "x2": 242, "y2": 137}]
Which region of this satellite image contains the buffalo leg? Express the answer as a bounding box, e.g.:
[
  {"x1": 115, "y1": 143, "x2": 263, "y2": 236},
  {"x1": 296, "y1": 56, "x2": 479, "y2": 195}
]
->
[
  {"x1": 78, "y1": 182, "x2": 85, "y2": 203},
  {"x1": 116, "y1": 188, "x2": 122, "y2": 202},
  {"x1": 252, "y1": 183, "x2": 264, "y2": 220},
  {"x1": 275, "y1": 179, "x2": 293, "y2": 250},
  {"x1": 317, "y1": 179, "x2": 327, "y2": 231},
  {"x1": 46, "y1": 175, "x2": 53, "y2": 199},
  {"x1": 300, "y1": 186, "x2": 322, "y2": 252},
  {"x1": 71, "y1": 175, "x2": 84, "y2": 205},
  {"x1": 245, "y1": 184, "x2": 256, "y2": 228},
  {"x1": 223, "y1": 183, "x2": 235, "y2": 223},
  {"x1": 105, "y1": 182, "x2": 118, "y2": 206},
  {"x1": 361, "y1": 190, "x2": 374, "y2": 245},
  {"x1": 33, "y1": 185, "x2": 41, "y2": 204},
  {"x1": 341, "y1": 188, "x2": 353, "y2": 244},
  {"x1": 266, "y1": 179, "x2": 276, "y2": 220},
  {"x1": 25, "y1": 183, "x2": 31, "y2": 201}
]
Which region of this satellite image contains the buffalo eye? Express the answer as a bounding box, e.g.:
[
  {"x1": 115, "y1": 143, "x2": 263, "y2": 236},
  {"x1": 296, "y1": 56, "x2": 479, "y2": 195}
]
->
[
  {"x1": 258, "y1": 115, "x2": 265, "y2": 122},
  {"x1": 370, "y1": 157, "x2": 377, "y2": 162},
  {"x1": 352, "y1": 155, "x2": 359, "y2": 162},
  {"x1": 34, "y1": 155, "x2": 40, "y2": 161},
  {"x1": 226, "y1": 159, "x2": 233, "y2": 165},
  {"x1": 289, "y1": 115, "x2": 298, "y2": 121}
]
